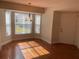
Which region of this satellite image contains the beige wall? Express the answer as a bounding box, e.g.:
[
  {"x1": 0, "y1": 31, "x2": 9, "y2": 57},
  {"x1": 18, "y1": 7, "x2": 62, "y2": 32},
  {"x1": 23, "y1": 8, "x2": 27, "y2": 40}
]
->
[
  {"x1": 0, "y1": 9, "x2": 2, "y2": 49},
  {"x1": 52, "y1": 12, "x2": 79, "y2": 48},
  {"x1": 75, "y1": 13, "x2": 79, "y2": 48},
  {"x1": 41, "y1": 9, "x2": 79, "y2": 48},
  {"x1": 40, "y1": 5, "x2": 79, "y2": 44},
  {"x1": 41, "y1": 8, "x2": 54, "y2": 44},
  {"x1": 52, "y1": 12, "x2": 77, "y2": 45},
  {"x1": 59, "y1": 12, "x2": 76, "y2": 44},
  {"x1": 0, "y1": 9, "x2": 12, "y2": 47},
  {"x1": 52, "y1": 12, "x2": 61, "y2": 43},
  {"x1": 40, "y1": 7, "x2": 79, "y2": 44}
]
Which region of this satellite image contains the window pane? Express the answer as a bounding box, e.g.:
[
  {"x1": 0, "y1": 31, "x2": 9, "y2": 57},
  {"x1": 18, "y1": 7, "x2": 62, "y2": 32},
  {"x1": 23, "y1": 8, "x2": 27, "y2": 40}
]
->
[
  {"x1": 35, "y1": 14, "x2": 41, "y2": 33},
  {"x1": 5, "y1": 11, "x2": 11, "y2": 36},
  {"x1": 15, "y1": 13, "x2": 32, "y2": 34}
]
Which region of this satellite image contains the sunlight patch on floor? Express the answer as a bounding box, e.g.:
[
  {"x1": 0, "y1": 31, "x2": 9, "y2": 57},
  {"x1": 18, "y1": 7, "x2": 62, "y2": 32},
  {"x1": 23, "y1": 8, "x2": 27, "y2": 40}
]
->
[{"x1": 17, "y1": 41, "x2": 50, "y2": 59}]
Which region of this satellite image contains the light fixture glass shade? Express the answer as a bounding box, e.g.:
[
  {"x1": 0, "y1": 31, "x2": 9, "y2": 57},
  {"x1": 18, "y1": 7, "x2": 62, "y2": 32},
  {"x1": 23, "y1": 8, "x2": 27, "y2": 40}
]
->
[{"x1": 25, "y1": 13, "x2": 32, "y2": 22}]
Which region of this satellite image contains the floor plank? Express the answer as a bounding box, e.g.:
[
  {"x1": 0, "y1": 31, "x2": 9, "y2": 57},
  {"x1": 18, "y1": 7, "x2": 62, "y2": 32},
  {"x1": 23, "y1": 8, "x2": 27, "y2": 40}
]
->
[{"x1": 0, "y1": 38, "x2": 79, "y2": 59}]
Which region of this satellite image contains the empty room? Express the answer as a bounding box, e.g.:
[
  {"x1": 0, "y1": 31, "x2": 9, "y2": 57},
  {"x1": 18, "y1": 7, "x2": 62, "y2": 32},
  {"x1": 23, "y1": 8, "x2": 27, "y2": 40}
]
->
[{"x1": 0, "y1": 0, "x2": 79, "y2": 59}]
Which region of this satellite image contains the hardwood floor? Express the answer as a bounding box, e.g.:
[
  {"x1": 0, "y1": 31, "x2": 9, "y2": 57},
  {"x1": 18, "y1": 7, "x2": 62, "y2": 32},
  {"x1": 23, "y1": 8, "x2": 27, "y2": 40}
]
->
[{"x1": 0, "y1": 38, "x2": 79, "y2": 59}]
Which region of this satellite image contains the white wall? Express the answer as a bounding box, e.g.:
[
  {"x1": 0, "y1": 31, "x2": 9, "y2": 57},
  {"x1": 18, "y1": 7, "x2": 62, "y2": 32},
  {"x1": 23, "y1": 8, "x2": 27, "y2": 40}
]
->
[
  {"x1": 59, "y1": 12, "x2": 76, "y2": 45},
  {"x1": 51, "y1": 12, "x2": 79, "y2": 48},
  {"x1": 75, "y1": 14, "x2": 79, "y2": 48},
  {"x1": 40, "y1": 6, "x2": 79, "y2": 44},
  {"x1": 41, "y1": 9, "x2": 79, "y2": 48},
  {"x1": 41, "y1": 8, "x2": 54, "y2": 44},
  {"x1": 0, "y1": 9, "x2": 3, "y2": 50},
  {"x1": 0, "y1": 9, "x2": 12, "y2": 48}
]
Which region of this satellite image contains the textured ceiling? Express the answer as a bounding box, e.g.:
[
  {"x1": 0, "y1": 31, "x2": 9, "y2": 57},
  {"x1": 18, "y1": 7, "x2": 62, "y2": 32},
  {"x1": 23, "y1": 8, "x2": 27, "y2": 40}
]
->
[{"x1": 1, "y1": 0, "x2": 79, "y2": 8}]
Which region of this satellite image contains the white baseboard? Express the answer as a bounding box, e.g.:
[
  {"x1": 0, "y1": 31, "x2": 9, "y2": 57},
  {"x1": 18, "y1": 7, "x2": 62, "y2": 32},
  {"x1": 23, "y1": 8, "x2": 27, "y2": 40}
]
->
[
  {"x1": 1, "y1": 39, "x2": 12, "y2": 46},
  {"x1": 0, "y1": 39, "x2": 12, "y2": 51},
  {"x1": 40, "y1": 36, "x2": 52, "y2": 44}
]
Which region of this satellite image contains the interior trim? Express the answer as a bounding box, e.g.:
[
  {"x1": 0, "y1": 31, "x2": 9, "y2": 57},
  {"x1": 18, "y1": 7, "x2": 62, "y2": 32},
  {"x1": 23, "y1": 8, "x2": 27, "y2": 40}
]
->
[{"x1": 0, "y1": 1, "x2": 45, "y2": 13}]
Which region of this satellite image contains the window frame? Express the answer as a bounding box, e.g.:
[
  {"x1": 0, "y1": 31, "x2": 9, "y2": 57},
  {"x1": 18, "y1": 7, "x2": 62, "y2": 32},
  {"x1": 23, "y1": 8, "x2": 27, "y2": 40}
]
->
[
  {"x1": 34, "y1": 14, "x2": 42, "y2": 35},
  {"x1": 14, "y1": 12, "x2": 33, "y2": 35},
  {"x1": 5, "y1": 10, "x2": 11, "y2": 36}
]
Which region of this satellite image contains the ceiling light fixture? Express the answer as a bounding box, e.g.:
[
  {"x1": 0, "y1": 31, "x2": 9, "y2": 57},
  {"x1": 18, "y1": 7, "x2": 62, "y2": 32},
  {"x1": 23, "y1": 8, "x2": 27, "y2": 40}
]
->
[
  {"x1": 28, "y1": 2, "x2": 32, "y2": 22},
  {"x1": 25, "y1": 2, "x2": 32, "y2": 22}
]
